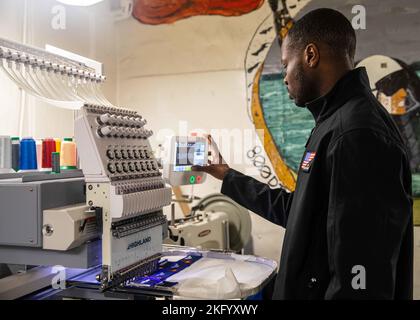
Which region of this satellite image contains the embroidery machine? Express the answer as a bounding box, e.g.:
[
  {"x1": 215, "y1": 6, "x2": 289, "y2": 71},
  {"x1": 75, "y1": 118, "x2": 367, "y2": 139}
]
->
[{"x1": 0, "y1": 38, "x2": 275, "y2": 300}]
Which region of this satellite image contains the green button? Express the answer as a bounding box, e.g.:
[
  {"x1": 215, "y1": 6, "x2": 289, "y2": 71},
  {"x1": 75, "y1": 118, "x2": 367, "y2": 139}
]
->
[{"x1": 189, "y1": 176, "x2": 196, "y2": 184}]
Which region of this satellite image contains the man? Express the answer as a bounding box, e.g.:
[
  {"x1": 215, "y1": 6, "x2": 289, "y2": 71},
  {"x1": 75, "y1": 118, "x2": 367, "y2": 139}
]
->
[{"x1": 193, "y1": 8, "x2": 413, "y2": 299}]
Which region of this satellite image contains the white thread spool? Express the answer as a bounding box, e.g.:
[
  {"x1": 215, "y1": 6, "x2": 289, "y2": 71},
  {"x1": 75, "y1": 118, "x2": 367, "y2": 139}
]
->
[{"x1": 0, "y1": 136, "x2": 13, "y2": 173}]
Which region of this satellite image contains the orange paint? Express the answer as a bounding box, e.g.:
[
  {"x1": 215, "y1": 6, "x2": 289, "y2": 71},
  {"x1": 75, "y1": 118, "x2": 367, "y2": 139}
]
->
[
  {"x1": 133, "y1": 0, "x2": 264, "y2": 25},
  {"x1": 391, "y1": 88, "x2": 407, "y2": 115},
  {"x1": 251, "y1": 66, "x2": 297, "y2": 191}
]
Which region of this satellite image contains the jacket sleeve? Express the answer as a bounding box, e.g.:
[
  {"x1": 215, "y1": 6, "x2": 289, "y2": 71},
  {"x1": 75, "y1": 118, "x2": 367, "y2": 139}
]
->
[
  {"x1": 325, "y1": 129, "x2": 413, "y2": 299},
  {"x1": 221, "y1": 168, "x2": 294, "y2": 228}
]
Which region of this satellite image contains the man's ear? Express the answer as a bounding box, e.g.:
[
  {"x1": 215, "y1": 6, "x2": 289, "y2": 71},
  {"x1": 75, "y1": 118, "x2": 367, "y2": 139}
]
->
[{"x1": 304, "y1": 43, "x2": 319, "y2": 68}]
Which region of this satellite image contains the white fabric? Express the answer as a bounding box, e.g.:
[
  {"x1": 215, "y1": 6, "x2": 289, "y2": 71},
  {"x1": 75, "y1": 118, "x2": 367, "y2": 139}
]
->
[{"x1": 167, "y1": 256, "x2": 274, "y2": 299}]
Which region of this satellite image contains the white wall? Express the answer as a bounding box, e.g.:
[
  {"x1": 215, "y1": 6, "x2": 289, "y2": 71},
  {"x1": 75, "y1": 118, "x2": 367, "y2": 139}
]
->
[
  {"x1": 0, "y1": 0, "x2": 26, "y2": 138},
  {"x1": 0, "y1": 0, "x2": 117, "y2": 139}
]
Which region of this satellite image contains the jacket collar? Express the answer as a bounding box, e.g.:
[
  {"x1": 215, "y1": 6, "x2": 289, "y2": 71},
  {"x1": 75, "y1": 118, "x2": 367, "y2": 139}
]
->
[{"x1": 305, "y1": 67, "x2": 371, "y2": 124}]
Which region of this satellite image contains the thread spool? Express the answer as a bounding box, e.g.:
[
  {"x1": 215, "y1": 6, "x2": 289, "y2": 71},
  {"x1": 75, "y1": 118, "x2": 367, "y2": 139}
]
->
[
  {"x1": 0, "y1": 136, "x2": 12, "y2": 173},
  {"x1": 11, "y1": 137, "x2": 20, "y2": 172},
  {"x1": 60, "y1": 137, "x2": 77, "y2": 169},
  {"x1": 36, "y1": 140, "x2": 42, "y2": 169},
  {"x1": 55, "y1": 138, "x2": 61, "y2": 156},
  {"x1": 19, "y1": 137, "x2": 37, "y2": 170},
  {"x1": 51, "y1": 152, "x2": 60, "y2": 174},
  {"x1": 42, "y1": 138, "x2": 56, "y2": 169}
]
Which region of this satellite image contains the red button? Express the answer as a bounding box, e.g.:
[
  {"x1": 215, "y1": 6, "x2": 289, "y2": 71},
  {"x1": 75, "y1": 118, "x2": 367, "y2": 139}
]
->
[{"x1": 196, "y1": 175, "x2": 202, "y2": 183}]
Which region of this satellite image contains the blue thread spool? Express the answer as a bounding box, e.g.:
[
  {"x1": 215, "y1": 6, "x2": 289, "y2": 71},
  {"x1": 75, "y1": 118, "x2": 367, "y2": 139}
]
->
[{"x1": 20, "y1": 137, "x2": 37, "y2": 170}]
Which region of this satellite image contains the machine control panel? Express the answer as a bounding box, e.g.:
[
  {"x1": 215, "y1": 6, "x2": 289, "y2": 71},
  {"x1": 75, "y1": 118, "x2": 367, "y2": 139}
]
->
[{"x1": 163, "y1": 136, "x2": 208, "y2": 186}]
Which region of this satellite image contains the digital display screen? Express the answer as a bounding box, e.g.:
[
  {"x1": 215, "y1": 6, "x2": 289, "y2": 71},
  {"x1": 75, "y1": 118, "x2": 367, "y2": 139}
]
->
[{"x1": 173, "y1": 141, "x2": 205, "y2": 172}]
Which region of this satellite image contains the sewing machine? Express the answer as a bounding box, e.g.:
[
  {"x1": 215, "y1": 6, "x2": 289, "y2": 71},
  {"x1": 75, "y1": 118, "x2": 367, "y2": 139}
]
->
[{"x1": 165, "y1": 193, "x2": 252, "y2": 252}]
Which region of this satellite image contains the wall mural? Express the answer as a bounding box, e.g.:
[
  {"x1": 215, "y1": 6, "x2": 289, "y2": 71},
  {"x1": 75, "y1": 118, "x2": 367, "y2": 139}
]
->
[
  {"x1": 245, "y1": 0, "x2": 310, "y2": 191},
  {"x1": 357, "y1": 56, "x2": 420, "y2": 195},
  {"x1": 129, "y1": 0, "x2": 420, "y2": 201},
  {"x1": 246, "y1": 0, "x2": 420, "y2": 198},
  {"x1": 132, "y1": 0, "x2": 264, "y2": 25}
]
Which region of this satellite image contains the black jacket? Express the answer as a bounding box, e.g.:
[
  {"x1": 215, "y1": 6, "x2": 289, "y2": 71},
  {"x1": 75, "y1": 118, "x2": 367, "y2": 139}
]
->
[{"x1": 221, "y1": 68, "x2": 413, "y2": 299}]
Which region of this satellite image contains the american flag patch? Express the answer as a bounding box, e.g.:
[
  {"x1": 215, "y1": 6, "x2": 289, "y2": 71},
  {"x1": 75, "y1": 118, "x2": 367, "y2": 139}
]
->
[{"x1": 301, "y1": 151, "x2": 316, "y2": 172}]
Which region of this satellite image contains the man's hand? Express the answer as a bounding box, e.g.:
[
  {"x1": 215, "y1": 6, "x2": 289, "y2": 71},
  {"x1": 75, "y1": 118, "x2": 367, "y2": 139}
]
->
[{"x1": 192, "y1": 134, "x2": 230, "y2": 181}]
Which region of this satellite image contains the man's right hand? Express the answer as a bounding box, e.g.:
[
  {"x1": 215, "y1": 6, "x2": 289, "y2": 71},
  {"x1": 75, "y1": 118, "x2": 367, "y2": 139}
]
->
[{"x1": 192, "y1": 134, "x2": 230, "y2": 181}]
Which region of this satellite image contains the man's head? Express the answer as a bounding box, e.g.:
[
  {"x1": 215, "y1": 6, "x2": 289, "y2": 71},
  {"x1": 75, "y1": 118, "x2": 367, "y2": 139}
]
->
[{"x1": 281, "y1": 8, "x2": 356, "y2": 107}]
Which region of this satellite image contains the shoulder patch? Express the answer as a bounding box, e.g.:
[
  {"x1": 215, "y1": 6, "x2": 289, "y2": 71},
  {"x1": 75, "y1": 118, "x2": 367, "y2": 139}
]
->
[{"x1": 301, "y1": 151, "x2": 316, "y2": 172}]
